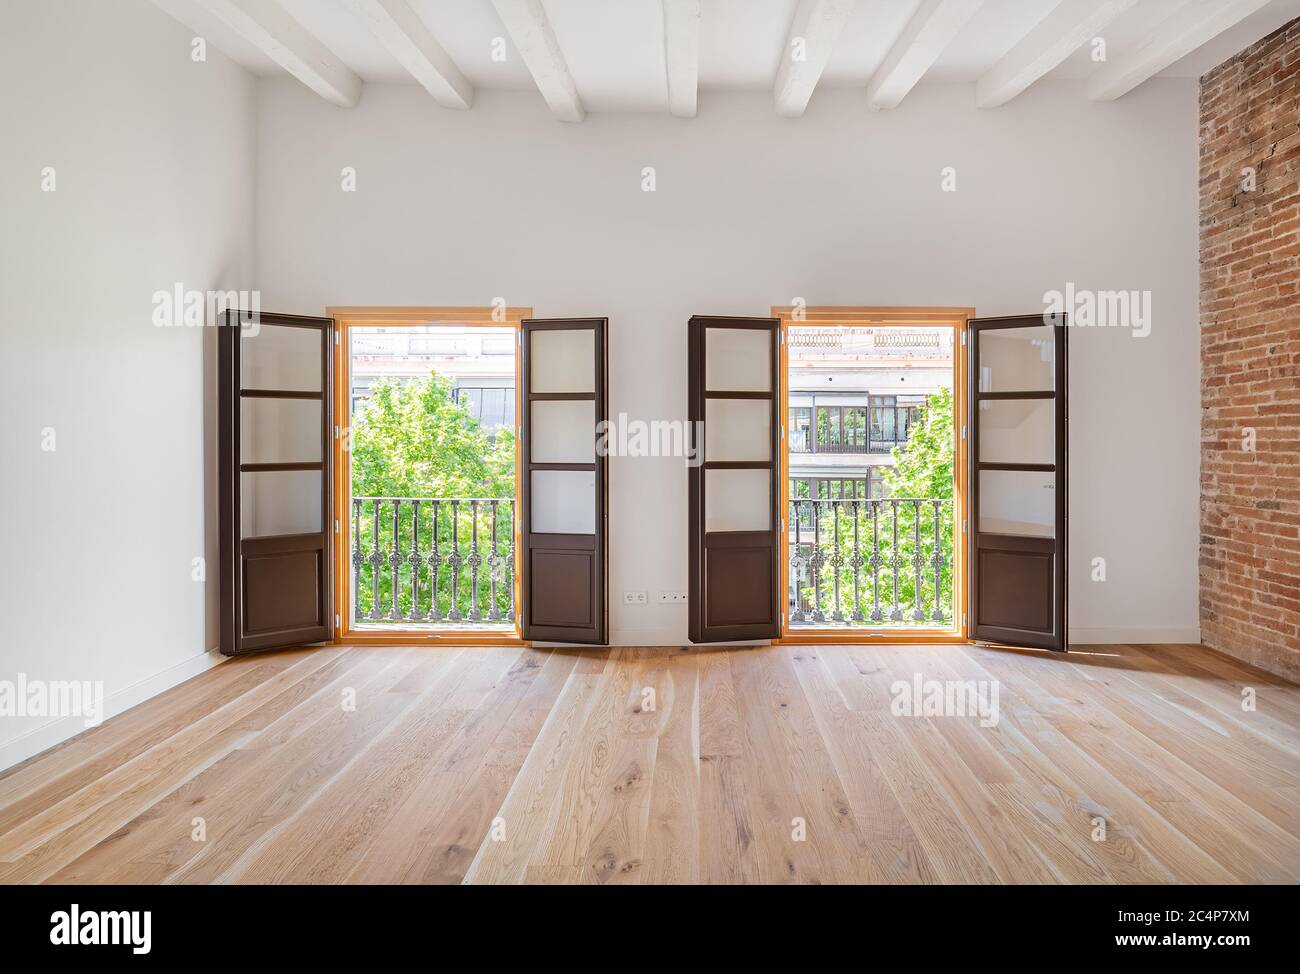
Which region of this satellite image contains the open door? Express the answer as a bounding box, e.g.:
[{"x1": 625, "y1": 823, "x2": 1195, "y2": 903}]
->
[
  {"x1": 218, "y1": 310, "x2": 334, "y2": 656},
  {"x1": 688, "y1": 316, "x2": 781, "y2": 643},
  {"x1": 519, "y1": 318, "x2": 608, "y2": 644},
  {"x1": 969, "y1": 313, "x2": 1067, "y2": 651}
]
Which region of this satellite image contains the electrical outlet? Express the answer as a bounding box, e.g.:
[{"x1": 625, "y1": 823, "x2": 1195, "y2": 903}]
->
[
  {"x1": 623, "y1": 591, "x2": 648, "y2": 605},
  {"x1": 656, "y1": 592, "x2": 688, "y2": 604}
]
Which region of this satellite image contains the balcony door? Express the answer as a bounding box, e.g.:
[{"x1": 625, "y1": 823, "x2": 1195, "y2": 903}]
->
[
  {"x1": 218, "y1": 310, "x2": 334, "y2": 656},
  {"x1": 520, "y1": 318, "x2": 608, "y2": 644},
  {"x1": 969, "y1": 313, "x2": 1067, "y2": 651},
  {"x1": 688, "y1": 316, "x2": 781, "y2": 643}
]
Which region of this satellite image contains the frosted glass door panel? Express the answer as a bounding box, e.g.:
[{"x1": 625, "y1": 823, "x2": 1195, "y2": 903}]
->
[
  {"x1": 705, "y1": 468, "x2": 770, "y2": 532},
  {"x1": 978, "y1": 325, "x2": 1055, "y2": 393},
  {"x1": 531, "y1": 399, "x2": 595, "y2": 463},
  {"x1": 979, "y1": 470, "x2": 1055, "y2": 538},
  {"x1": 530, "y1": 329, "x2": 594, "y2": 393},
  {"x1": 240, "y1": 471, "x2": 322, "y2": 538},
  {"x1": 240, "y1": 398, "x2": 322, "y2": 464},
  {"x1": 705, "y1": 398, "x2": 770, "y2": 462},
  {"x1": 705, "y1": 328, "x2": 770, "y2": 392},
  {"x1": 531, "y1": 470, "x2": 596, "y2": 534},
  {"x1": 241, "y1": 324, "x2": 321, "y2": 391},
  {"x1": 977, "y1": 399, "x2": 1054, "y2": 464}
]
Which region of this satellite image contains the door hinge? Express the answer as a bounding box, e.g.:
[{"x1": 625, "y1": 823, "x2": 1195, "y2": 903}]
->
[
  {"x1": 335, "y1": 614, "x2": 341, "y2": 628},
  {"x1": 962, "y1": 613, "x2": 967, "y2": 627},
  {"x1": 334, "y1": 331, "x2": 340, "y2": 345},
  {"x1": 334, "y1": 519, "x2": 340, "y2": 535},
  {"x1": 780, "y1": 517, "x2": 786, "y2": 532},
  {"x1": 963, "y1": 518, "x2": 968, "y2": 533},
  {"x1": 779, "y1": 423, "x2": 785, "y2": 440},
  {"x1": 334, "y1": 425, "x2": 341, "y2": 439},
  {"x1": 961, "y1": 424, "x2": 967, "y2": 439},
  {"x1": 960, "y1": 330, "x2": 968, "y2": 346}
]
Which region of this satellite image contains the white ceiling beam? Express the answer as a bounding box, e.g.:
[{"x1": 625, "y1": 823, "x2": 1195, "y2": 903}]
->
[
  {"x1": 1088, "y1": 0, "x2": 1274, "y2": 101},
  {"x1": 491, "y1": 0, "x2": 584, "y2": 122},
  {"x1": 344, "y1": 0, "x2": 472, "y2": 110},
  {"x1": 773, "y1": 0, "x2": 857, "y2": 118},
  {"x1": 662, "y1": 0, "x2": 701, "y2": 118},
  {"x1": 866, "y1": 0, "x2": 985, "y2": 110},
  {"x1": 977, "y1": 0, "x2": 1138, "y2": 108},
  {"x1": 189, "y1": 0, "x2": 361, "y2": 107}
]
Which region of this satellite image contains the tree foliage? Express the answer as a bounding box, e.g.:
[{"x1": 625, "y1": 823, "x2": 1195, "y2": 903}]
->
[
  {"x1": 882, "y1": 386, "x2": 953, "y2": 501},
  {"x1": 349, "y1": 371, "x2": 516, "y2": 622},
  {"x1": 351, "y1": 371, "x2": 515, "y2": 500}
]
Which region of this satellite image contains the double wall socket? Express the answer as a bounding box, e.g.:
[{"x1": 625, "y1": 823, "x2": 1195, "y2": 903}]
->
[{"x1": 623, "y1": 591, "x2": 687, "y2": 605}]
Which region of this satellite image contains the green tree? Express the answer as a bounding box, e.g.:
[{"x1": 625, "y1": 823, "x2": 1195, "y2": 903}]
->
[
  {"x1": 350, "y1": 371, "x2": 516, "y2": 622},
  {"x1": 351, "y1": 371, "x2": 515, "y2": 500},
  {"x1": 882, "y1": 386, "x2": 953, "y2": 501}
]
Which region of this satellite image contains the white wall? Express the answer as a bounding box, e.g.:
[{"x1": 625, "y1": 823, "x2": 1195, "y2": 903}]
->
[
  {"x1": 255, "y1": 78, "x2": 1200, "y2": 647},
  {"x1": 0, "y1": 0, "x2": 255, "y2": 768}
]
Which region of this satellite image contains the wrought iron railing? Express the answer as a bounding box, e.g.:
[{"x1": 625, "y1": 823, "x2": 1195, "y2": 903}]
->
[
  {"x1": 788, "y1": 437, "x2": 901, "y2": 454},
  {"x1": 352, "y1": 496, "x2": 514, "y2": 626},
  {"x1": 788, "y1": 497, "x2": 953, "y2": 627}
]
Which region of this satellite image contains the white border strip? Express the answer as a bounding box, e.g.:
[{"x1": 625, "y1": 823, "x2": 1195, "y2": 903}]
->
[{"x1": 0, "y1": 649, "x2": 227, "y2": 773}]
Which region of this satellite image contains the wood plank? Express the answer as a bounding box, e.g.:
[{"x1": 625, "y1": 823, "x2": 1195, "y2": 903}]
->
[
  {"x1": 640, "y1": 651, "x2": 700, "y2": 884},
  {"x1": 4, "y1": 641, "x2": 1296, "y2": 885}
]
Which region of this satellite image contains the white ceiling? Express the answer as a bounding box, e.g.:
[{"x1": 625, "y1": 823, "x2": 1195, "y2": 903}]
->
[{"x1": 155, "y1": 0, "x2": 1300, "y2": 114}]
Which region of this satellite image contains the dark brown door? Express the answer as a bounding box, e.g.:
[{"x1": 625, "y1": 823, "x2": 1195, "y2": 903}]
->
[
  {"x1": 519, "y1": 318, "x2": 608, "y2": 644},
  {"x1": 218, "y1": 310, "x2": 334, "y2": 656},
  {"x1": 969, "y1": 313, "x2": 1067, "y2": 651},
  {"x1": 688, "y1": 316, "x2": 781, "y2": 643}
]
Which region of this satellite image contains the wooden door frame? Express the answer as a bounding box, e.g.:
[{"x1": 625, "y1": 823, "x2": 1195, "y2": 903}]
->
[
  {"x1": 771, "y1": 306, "x2": 972, "y2": 645},
  {"x1": 326, "y1": 306, "x2": 531, "y2": 647}
]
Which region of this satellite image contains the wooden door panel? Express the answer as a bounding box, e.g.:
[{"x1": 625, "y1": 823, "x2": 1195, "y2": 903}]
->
[
  {"x1": 219, "y1": 310, "x2": 334, "y2": 656},
  {"x1": 969, "y1": 314, "x2": 1067, "y2": 651},
  {"x1": 520, "y1": 319, "x2": 608, "y2": 644},
  {"x1": 243, "y1": 539, "x2": 325, "y2": 634},
  {"x1": 703, "y1": 534, "x2": 775, "y2": 633},
  {"x1": 688, "y1": 316, "x2": 781, "y2": 643}
]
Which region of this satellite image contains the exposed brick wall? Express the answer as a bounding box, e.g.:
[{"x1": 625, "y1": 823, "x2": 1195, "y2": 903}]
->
[{"x1": 1199, "y1": 18, "x2": 1300, "y2": 682}]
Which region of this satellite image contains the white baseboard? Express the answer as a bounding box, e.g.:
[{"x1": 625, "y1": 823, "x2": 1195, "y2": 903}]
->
[
  {"x1": 589, "y1": 626, "x2": 1203, "y2": 648},
  {"x1": 1067, "y1": 626, "x2": 1201, "y2": 645},
  {"x1": 0, "y1": 648, "x2": 227, "y2": 773}
]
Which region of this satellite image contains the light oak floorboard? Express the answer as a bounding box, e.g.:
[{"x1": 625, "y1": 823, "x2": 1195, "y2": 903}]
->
[{"x1": 3, "y1": 641, "x2": 1296, "y2": 885}]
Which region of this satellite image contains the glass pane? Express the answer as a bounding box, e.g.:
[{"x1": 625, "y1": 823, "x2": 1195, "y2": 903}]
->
[
  {"x1": 531, "y1": 399, "x2": 595, "y2": 463},
  {"x1": 705, "y1": 398, "x2": 770, "y2": 462},
  {"x1": 240, "y1": 397, "x2": 322, "y2": 464},
  {"x1": 531, "y1": 470, "x2": 595, "y2": 533},
  {"x1": 979, "y1": 470, "x2": 1055, "y2": 538},
  {"x1": 240, "y1": 323, "x2": 321, "y2": 392},
  {"x1": 978, "y1": 325, "x2": 1055, "y2": 393},
  {"x1": 705, "y1": 327, "x2": 770, "y2": 392},
  {"x1": 978, "y1": 399, "x2": 1054, "y2": 464},
  {"x1": 705, "y1": 468, "x2": 770, "y2": 532},
  {"x1": 531, "y1": 329, "x2": 594, "y2": 393},
  {"x1": 240, "y1": 470, "x2": 322, "y2": 538},
  {"x1": 791, "y1": 407, "x2": 812, "y2": 452}
]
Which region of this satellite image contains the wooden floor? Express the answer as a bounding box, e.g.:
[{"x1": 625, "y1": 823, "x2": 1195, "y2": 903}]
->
[{"x1": 1, "y1": 641, "x2": 1297, "y2": 884}]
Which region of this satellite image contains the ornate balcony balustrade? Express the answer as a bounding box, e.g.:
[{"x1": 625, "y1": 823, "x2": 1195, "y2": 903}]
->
[
  {"x1": 788, "y1": 497, "x2": 954, "y2": 627},
  {"x1": 352, "y1": 496, "x2": 514, "y2": 627}
]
